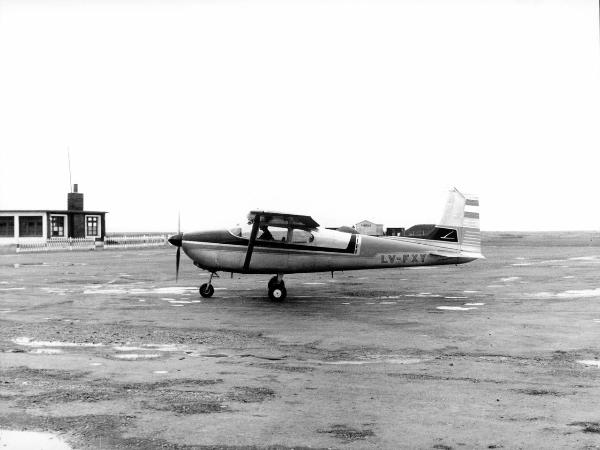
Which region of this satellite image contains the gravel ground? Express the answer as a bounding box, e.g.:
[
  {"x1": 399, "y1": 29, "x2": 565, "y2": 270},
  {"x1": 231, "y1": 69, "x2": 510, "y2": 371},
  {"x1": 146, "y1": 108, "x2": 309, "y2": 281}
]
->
[{"x1": 1, "y1": 232, "x2": 600, "y2": 449}]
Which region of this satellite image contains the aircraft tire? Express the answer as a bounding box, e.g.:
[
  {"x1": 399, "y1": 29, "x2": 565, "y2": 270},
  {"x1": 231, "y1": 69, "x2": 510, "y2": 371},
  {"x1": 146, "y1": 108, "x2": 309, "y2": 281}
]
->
[
  {"x1": 199, "y1": 283, "x2": 214, "y2": 298},
  {"x1": 268, "y1": 285, "x2": 286, "y2": 301}
]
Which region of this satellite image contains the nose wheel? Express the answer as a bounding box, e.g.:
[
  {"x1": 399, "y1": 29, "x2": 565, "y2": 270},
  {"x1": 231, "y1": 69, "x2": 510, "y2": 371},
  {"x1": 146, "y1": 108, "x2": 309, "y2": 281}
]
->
[
  {"x1": 268, "y1": 275, "x2": 286, "y2": 301},
  {"x1": 199, "y1": 283, "x2": 214, "y2": 298},
  {"x1": 199, "y1": 272, "x2": 216, "y2": 298}
]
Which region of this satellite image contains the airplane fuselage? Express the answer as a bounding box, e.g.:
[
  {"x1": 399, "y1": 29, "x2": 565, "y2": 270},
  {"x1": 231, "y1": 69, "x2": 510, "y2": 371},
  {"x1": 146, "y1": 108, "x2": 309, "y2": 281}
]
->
[{"x1": 181, "y1": 227, "x2": 477, "y2": 275}]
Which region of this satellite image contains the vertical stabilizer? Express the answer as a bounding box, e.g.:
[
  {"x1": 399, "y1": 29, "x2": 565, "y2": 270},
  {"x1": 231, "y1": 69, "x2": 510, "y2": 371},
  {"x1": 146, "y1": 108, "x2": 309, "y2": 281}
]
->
[{"x1": 437, "y1": 188, "x2": 482, "y2": 257}]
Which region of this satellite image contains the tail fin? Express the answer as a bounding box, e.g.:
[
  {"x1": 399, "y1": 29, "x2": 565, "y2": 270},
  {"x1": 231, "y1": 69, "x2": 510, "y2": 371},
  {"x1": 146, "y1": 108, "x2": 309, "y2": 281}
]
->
[{"x1": 437, "y1": 188, "x2": 483, "y2": 258}]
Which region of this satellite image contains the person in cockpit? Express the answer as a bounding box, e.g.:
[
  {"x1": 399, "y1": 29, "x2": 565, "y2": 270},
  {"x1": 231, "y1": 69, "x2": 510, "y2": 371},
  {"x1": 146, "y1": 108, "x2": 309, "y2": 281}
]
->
[{"x1": 258, "y1": 225, "x2": 273, "y2": 240}]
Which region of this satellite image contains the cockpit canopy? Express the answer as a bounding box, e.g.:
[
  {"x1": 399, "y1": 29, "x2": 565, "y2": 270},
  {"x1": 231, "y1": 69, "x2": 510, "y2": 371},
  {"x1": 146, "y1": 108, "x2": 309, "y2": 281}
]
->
[{"x1": 229, "y1": 225, "x2": 314, "y2": 244}]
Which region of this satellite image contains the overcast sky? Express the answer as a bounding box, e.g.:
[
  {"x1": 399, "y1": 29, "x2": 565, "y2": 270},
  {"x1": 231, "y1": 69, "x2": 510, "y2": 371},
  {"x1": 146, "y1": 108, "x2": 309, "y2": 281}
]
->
[{"x1": 0, "y1": 0, "x2": 598, "y2": 232}]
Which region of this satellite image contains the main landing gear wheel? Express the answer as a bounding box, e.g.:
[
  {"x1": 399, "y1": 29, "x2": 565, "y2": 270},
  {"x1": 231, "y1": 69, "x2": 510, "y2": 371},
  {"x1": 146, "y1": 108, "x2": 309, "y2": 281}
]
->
[
  {"x1": 268, "y1": 284, "x2": 286, "y2": 301},
  {"x1": 267, "y1": 274, "x2": 286, "y2": 301},
  {"x1": 199, "y1": 283, "x2": 214, "y2": 298}
]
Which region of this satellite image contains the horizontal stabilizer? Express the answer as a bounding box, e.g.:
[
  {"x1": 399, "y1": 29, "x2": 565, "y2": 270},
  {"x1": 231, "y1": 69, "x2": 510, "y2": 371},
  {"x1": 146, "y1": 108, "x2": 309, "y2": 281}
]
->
[
  {"x1": 430, "y1": 251, "x2": 459, "y2": 258},
  {"x1": 430, "y1": 250, "x2": 485, "y2": 260}
]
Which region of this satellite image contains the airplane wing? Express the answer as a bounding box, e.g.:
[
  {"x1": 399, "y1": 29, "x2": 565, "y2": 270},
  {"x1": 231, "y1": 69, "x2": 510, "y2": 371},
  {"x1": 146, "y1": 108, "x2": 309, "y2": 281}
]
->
[
  {"x1": 243, "y1": 211, "x2": 320, "y2": 272},
  {"x1": 247, "y1": 211, "x2": 320, "y2": 230}
]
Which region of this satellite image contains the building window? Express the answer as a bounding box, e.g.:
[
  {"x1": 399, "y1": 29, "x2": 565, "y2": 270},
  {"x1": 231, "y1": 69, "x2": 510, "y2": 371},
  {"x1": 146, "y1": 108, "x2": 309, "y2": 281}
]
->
[
  {"x1": 0, "y1": 216, "x2": 15, "y2": 237},
  {"x1": 86, "y1": 216, "x2": 99, "y2": 237},
  {"x1": 19, "y1": 216, "x2": 43, "y2": 237},
  {"x1": 50, "y1": 216, "x2": 65, "y2": 237}
]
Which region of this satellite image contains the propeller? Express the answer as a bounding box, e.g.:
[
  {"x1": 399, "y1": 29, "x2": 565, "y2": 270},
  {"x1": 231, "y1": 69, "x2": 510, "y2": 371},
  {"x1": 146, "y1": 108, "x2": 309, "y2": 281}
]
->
[{"x1": 168, "y1": 212, "x2": 183, "y2": 282}]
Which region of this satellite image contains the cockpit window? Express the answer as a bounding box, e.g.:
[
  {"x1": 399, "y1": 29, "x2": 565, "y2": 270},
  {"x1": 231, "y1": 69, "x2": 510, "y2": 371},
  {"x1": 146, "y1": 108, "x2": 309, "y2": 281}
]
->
[
  {"x1": 291, "y1": 229, "x2": 314, "y2": 244},
  {"x1": 231, "y1": 225, "x2": 314, "y2": 244}
]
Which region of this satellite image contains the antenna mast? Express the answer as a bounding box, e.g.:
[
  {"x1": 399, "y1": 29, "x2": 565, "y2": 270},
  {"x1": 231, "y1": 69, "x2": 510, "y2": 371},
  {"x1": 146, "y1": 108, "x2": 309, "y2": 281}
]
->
[{"x1": 67, "y1": 149, "x2": 73, "y2": 193}]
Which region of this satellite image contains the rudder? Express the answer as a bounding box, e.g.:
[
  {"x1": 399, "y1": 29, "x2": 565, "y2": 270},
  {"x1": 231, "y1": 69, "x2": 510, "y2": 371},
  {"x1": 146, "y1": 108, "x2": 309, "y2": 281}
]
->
[{"x1": 437, "y1": 188, "x2": 482, "y2": 257}]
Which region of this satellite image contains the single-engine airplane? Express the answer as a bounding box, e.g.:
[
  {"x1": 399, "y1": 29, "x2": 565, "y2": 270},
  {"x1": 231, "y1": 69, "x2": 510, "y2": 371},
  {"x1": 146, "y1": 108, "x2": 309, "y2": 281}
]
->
[{"x1": 168, "y1": 188, "x2": 483, "y2": 301}]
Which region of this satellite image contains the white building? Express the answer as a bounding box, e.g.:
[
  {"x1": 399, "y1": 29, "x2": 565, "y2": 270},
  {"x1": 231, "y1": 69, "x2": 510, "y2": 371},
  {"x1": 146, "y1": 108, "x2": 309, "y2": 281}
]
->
[
  {"x1": 354, "y1": 220, "x2": 384, "y2": 236},
  {"x1": 0, "y1": 185, "x2": 107, "y2": 251}
]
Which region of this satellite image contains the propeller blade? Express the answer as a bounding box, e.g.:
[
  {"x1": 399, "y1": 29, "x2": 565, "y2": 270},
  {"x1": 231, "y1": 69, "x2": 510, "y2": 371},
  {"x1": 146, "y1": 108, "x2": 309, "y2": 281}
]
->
[{"x1": 176, "y1": 245, "x2": 181, "y2": 282}]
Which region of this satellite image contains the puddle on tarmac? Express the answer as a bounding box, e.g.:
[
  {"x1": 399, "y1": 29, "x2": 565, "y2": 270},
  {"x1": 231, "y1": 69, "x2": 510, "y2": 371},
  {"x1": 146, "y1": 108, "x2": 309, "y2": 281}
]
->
[
  {"x1": 0, "y1": 429, "x2": 71, "y2": 450},
  {"x1": 444, "y1": 296, "x2": 467, "y2": 299},
  {"x1": 153, "y1": 370, "x2": 168, "y2": 374},
  {"x1": 321, "y1": 358, "x2": 422, "y2": 365},
  {"x1": 12, "y1": 263, "x2": 49, "y2": 268},
  {"x1": 0, "y1": 287, "x2": 25, "y2": 291},
  {"x1": 83, "y1": 286, "x2": 198, "y2": 295},
  {"x1": 303, "y1": 282, "x2": 327, "y2": 285},
  {"x1": 526, "y1": 289, "x2": 600, "y2": 299},
  {"x1": 41, "y1": 288, "x2": 70, "y2": 295},
  {"x1": 464, "y1": 302, "x2": 485, "y2": 306},
  {"x1": 29, "y1": 348, "x2": 63, "y2": 354},
  {"x1": 501, "y1": 277, "x2": 521, "y2": 282},
  {"x1": 83, "y1": 288, "x2": 128, "y2": 294},
  {"x1": 13, "y1": 337, "x2": 104, "y2": 347},
  {"x1": 569, "y1": 256, "x2": 600, "y2": 262},
  {"x1": 578, "y1": 360, "x2": 600, "y2": 368},
  {"x1": 463, "y1": 290, "x2": 479, "y2": 293},
  {"x1": 436, "y1": 306, "x2": 477, "y2": 311},
  {"x1": 405, "y1": 293, "x2": 442, "y2": 298},
  {"x1": 113, "y1": 353, "x2": 160, "y2": 360}
]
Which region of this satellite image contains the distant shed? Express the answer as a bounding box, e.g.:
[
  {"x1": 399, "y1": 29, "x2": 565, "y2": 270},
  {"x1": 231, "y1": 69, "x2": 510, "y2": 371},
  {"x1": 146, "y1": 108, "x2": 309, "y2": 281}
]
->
[
  {"x1": 385, "y1": 227, "x2": 405, "y2": 237},
  {"x1": 355, "y1": 220, "x2": 384, "y2": 236},
  {"x1": 404, "y1": 224, "x2": 436, "y2": 238}
]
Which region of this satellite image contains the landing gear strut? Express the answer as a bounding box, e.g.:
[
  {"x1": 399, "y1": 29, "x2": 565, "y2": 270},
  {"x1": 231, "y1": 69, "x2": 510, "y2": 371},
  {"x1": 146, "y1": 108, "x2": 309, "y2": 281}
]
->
[
  {"x1": 268, "y1": 274, "x2": 286, "y2": 301},
  {"x1": 199, "y1": 272, "x2": 216, "y2": 298}
]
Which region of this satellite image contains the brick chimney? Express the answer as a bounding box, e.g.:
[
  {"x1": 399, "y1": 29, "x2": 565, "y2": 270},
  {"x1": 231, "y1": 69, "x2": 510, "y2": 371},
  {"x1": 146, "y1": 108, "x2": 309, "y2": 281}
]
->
[{"x1": 68, "y1": 184, "x2": 84, "y2": 211}]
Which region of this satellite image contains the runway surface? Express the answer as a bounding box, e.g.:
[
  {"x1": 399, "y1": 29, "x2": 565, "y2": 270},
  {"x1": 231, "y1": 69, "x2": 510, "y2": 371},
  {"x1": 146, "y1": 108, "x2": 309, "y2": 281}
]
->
[{"x1": 1, "y1": 232, "x2": 600, "y2": 449}]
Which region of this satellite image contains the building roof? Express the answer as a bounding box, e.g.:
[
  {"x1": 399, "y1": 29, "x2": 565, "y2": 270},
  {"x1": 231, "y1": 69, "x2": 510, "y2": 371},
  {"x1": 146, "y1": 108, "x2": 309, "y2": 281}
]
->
[
  {"x1": 0, "y1": 210, "x2": 107, "y2": 214},
  {"x1": 356, "y1": 220, "x2": 383, "y2": 226}
]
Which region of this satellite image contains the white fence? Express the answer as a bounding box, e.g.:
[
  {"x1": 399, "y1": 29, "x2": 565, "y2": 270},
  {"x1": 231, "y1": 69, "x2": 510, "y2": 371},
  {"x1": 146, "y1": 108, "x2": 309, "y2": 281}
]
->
[
  {"x1": 104, "y1": 234, "x2": 169, "y2": 249},
  {"x1": 18, "y1": 238, "x2": 96, "y2": 253},
  {"x1": 16, "y1": 235, "x2": 169, "y2": 253}
]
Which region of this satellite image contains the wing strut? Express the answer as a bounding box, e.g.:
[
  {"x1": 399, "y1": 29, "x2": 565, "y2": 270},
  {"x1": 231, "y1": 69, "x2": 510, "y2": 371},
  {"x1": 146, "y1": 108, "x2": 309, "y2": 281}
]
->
[{"x1": 243, "y1": 214, "x2": 261, "y2": 272}]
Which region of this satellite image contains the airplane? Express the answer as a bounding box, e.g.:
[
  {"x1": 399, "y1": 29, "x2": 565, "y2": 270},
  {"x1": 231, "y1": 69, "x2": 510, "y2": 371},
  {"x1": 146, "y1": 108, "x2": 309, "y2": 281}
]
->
[{"x1": 168, "y1": 188, "x2": 483, "y2": 301}]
